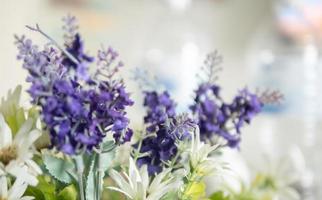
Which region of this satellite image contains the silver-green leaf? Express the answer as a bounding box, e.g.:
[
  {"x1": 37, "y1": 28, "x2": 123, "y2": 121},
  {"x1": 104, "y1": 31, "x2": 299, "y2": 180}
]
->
[
  {"x1": 85, "y1": 158, "x2": 96, "y2": 200},
  {"x1": 43, "y1": 154, "x2": 75, "y2": 184}
]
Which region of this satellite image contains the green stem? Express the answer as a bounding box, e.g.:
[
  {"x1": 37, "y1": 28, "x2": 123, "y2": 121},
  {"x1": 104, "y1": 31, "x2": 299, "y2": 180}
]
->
[
  {"x1": 96, "y1": 151, "x2": 104, "y2": 200},
  {"x1": 133, "y1": 139, "x2": 143, "y2": 163},
  {"x1": 169, "y1": 149, "x2": 182, "y2": 169},
  {"x1": 180, "y1": 167, "x2": 200, "y2": 200},
  {"x1": 74, "y1": 156, "x2": 85, "y2": 200}
]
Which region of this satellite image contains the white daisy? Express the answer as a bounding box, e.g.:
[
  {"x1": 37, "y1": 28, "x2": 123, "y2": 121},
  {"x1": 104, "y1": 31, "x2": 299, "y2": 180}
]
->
[
  {"x1": 0, "y1": 176, "x2": 33, "y2": 200},
  {"x1": 252, "y1": 155, "x2": 301, "y2": 200},
  {"x1": 0, "y1": 114, "x2": 42, "y2": 186},
  {"x1": 108, "y1": 158, "x2": 181, "y2": 200},
  {"x1": 189, "y1": 127, "x2": 222, "y2": 177}
]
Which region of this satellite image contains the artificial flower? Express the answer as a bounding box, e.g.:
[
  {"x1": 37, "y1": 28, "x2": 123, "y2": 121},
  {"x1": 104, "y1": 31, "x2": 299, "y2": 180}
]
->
[
  {"x1": 190, "y1": 52, "x2": 283, "y2": 149},
  {"x1": 108, "y1": 157, "x2": 181, "y2": 200},
  {"x1": 135, "y1": 112, "x2": 195, "y2": 175},
  {"x1": 134, "y1": 91, "x2": 177, "y2": 174},
  {"x1": 182, "y1": 181, "x2": 208, "y2": 200},
  {"x1": 189, "y1": 127, "x2": 222, "y2": 177},
  {"x1": 179, "y1": 126, "x2": 225, "y2": 200},
  {"x1": 143, "y1": 91, "x2": 176, "y2": 132},
  {"x1": 190, "y1": 82, "x2": 263, "y2": 148},
  {"x1": 216, "y1": 152, "x2": 302, "y2": 200},
  {"x1": 0, "y1": 176, "x2": 33, "y2": 200},
  {"x1": 15, "y1": 16, "x2": 133, "y2": 155},
  {"x1": 0, "y1": 114, "x2": 41, "y2": 186},
  {"x1": 0, "y1": 86, "x2": 38, "y2": 136},
  {"x1": 250, "y1": 157, "x2": 301, "y2": 200}
]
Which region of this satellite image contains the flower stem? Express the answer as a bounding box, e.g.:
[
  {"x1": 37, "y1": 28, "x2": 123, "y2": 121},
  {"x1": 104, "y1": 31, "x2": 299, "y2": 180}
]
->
[
  {"x1": 26, "y1": 24, "x2": 80, "y2": 65},
  {"x1": 96, "y1": 151, "x2": 104, "y2": 200},
  {"x1": 74, "y1": 156, "x2": 85, "y2": 200}
]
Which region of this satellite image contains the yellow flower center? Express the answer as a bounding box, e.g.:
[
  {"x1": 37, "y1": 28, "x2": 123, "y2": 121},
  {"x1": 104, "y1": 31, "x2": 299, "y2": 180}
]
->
[
  {"x1": 0, "y1": 196, "x2": 7, "y2": 200},
  {"x1": 0, "y1": 145, "x2": 18, "y2": 165}
]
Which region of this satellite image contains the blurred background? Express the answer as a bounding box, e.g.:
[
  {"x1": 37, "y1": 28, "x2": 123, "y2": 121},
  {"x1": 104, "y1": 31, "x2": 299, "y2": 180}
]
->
[{"x1": 1, "y1": 0, "x2": 322, "y2": 199}]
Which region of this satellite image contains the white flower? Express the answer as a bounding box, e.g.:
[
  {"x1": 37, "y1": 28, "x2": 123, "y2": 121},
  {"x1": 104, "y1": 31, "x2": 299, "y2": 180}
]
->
[
  {"x1": 108, "y1": 158, "x2": 181, "y2": 200},
  {"x1": 253, "y1": 155, "x2": 301, "y2": 200},
  {"x1": 0, "y1": 176, "x2": 33, "y2": 200},
  {"x1": 188, "y1": 127, "x2": 222, "y2": 177},
  {"x1": 0, "y1": 114, "x2": 42, "y2": 186}
]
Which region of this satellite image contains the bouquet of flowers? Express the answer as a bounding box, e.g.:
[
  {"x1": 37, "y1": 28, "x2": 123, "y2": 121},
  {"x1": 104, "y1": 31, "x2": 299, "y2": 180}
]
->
[{"x1": 0, "y1": 15, "x2": 299, "y2": 200}]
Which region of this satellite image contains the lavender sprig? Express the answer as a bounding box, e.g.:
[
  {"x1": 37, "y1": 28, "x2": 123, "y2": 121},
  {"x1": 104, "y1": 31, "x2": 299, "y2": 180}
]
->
[
  {"x1": 131, "y1": 68, "x2": 161, "y2": 91},
  {"x1": 143, "y1": 91, "x2": 176, "y2": 132},
  {"x1": 257, "y1": 89, "x2": 284, "y2": 105},
  {"x1": 190, "y1": 83, "x2": 264, "y2": 148},
  {"x1": 26, "y1": 24, "x2": 80, "y2": 65},
  {"x1": 62, "y1": 14, "x2": 79, "y2": 47},
  {"x1": 190, "y1": 52, "x2": 270, "y2": 148},
  {"x1": 96, "y1": 46, "x2": 124, "y2": 81},
  {"x1": 198, "y1": 50, "x2": 223, "y2": 83},
  {"x1": 134, "y1": 114, "x2": 195, "y2": 175},
  {"x1": 16, "y1": 17, "x2": 133, "y2": 155},
  {"x1": 133, "y1": 90, "x2": 195, "y2": 175}
]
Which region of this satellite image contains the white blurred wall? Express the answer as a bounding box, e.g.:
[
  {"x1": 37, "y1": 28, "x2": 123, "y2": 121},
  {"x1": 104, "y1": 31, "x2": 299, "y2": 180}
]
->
[{"x1": 0, "y1": 0, "x2": 272, "y2": 98}]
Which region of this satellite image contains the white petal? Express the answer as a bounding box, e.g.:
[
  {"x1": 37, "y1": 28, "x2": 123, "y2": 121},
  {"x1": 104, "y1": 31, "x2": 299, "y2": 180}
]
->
[
  {"x1": 281, "y1": 188, "x2": 300, "y2": 200},
  {"x1": 6, "y1": 163, "x2": 38, "y2": 186},
  {"x1": 107, "y1": 186, "x2": 133, "y2": 199},
  {"x1": 25, "y1": 159, "x2": 42, "y2": 175},
  {"x1": 140, "y1": 165, "x2": 149, "y2": 191},
  {"x1": 129, "y1": 158, "x2": 141, "y2": 187},
  {"x1": 149, "y1": 169, "x2": 170, "y2": 193},
  {"x1": 109, "y1": 169, "x2": 134, "y2": 197},
  {"x1": 8, "y1": 179, "x2": 28, "y2": 199},
  {"x1": 0, "y1": 176, "x2": 8, "y2": 197},
  {"x1": 20, "y1": 197, "x2": 35, "y2": 200},
  {"x1": 147, "y1": 181, "x2": 181, "y2": 200},
  {"x1": 23, "y1": 129, "x2": 41, "y2": 148},
  {"x1": 136, "y1": 182, "x2": 145, "y2": 200},
  {"x1": 14, "y1": 119, "x2": 33, "y2": 146},
  {"x1": 0, "y1": 166, "x2": 5, "y2": 176},
  {"x1": 0, "y1": 113, "x2": 13, "y2": 148},
  {"x1": 15, "y1": 126, "x2": 40, "y2": 162}
]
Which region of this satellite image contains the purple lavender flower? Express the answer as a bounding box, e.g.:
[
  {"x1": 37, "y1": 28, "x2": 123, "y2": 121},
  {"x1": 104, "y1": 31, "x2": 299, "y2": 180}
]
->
[
  {"x1": 230, "y1": 88, "x2": 262, "y2": 133},
  {"x1": 62, "y1": 34, "x2": 94, "y2": 69},
  {"x1": 190, "y1": 82, "x2": 265, "y2": 148},
  {"x1": 136, "y1": 115, "x2": 195, "y2": 175},
  {"x1": 134, "y1": 90, "x2": 194, "y2": 175},
  {"x1": 190, "y1": 51, "x2": 264, "y2": 148},
  {"x1": 15, "y1": 17, "x2": 133, "y2": 154},
  {"x1": 143, "y1": 91, "x2": 176, "y2": 132}
]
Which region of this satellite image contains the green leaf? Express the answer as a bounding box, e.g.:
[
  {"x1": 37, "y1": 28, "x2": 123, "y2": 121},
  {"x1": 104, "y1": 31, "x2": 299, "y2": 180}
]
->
[
  {"x1": 185, "y1": 182, "x2": 207, "y2": 200},
  {"x1": 0, "y1": 85, "x2": 26, "y2": 135},
  {"x1": 85, "y1": 157, "x2": 96, "y2": 200},
  {"x1": 25, "y1": 176, "x2": 57, "y2": 200},
  {"x1": 24, "y1": 176, "x2": 79, "y2": 200},
  {"x1": 12, "y1": 108, "x2": 26, "y2": 134},
  {"x1": 43, "y1": 154, "x2": 75, "y2": 184},
  {"x1": 100, "y1": 151, "x2": 115, "y2": 172},
  {"x1": 28, "y1": 106, "x2": 39, "y2": 128},
  {"x1": 102, "y1": 141, "x2": 116, "y2": 153},
  {"x1": 0, "y1": 85, "x2": 22, "y2": 111},
  {"x1": 38, "y1": 177, "x2": 57, "y2": 200},
  {"x1": 161, "y1": 191, "x2": 179, "y2": 200},
  {"x1": 58, "y1": 185, "x2": 78, "y2": 200},
  {"x1": 3, "y1": 106, "x2": 26, "y2": 135},
  {"x1": 209, "y1": 191, "x2": 230, "y2": 200},
  {"x1": 83, "y1": 150, "x2": 113, "y2": 200},
  {"x1": 25, "y1": 186, "x2": 46, "y2": 200}
]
